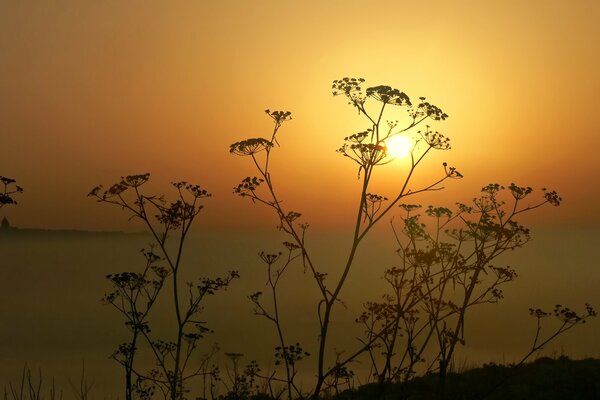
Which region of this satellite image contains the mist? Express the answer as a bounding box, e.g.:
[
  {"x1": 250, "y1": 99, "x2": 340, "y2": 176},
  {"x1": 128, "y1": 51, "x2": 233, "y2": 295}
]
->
[{"x1": 1, "y1": 227, "x2": 597, "y2": 395}]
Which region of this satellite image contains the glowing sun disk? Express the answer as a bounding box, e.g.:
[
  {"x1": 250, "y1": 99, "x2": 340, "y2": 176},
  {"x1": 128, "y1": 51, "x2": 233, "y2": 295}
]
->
[{"x1": 385, "y1": 135, "x2": 414, "y2": 159}]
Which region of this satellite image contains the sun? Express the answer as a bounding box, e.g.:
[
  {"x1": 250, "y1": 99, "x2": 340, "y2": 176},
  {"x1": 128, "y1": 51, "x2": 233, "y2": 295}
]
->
[{"x1": 385, "y1": 135, "x2": 414, "y2": 159}]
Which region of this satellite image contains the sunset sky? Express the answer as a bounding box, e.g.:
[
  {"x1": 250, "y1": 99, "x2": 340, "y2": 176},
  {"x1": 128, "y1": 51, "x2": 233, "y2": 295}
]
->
[
  {"x1": 1, "y1": 2, "x2": 600, "y2": 393},
  {"x1": 1, "y1": 0, "x2": 599, "y2": 231}
]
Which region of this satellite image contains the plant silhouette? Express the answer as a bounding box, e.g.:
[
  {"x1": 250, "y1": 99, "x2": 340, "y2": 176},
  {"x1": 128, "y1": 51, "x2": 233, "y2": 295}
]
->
[
  {"x1": 248, "y1": 247, "x2": 309, "y2": 399},
  {"x1": 87, "y1": 79, "x2": 596, "y2": 400},
  {"x1": 0, "y1": 176, "x2": 23, "y2": 208},
  {"x1": 231, "y1": 79, "x2": 463, "y2": 398},
  {"x1": 230, "y1": 78, "x2": 595, "y2": 398},
  {"x1": 356, "y1": 184, "x2": 591, "y2": 384},
  {"x1": 90, "y1": 174, "x2": 238, "y2": 400}
]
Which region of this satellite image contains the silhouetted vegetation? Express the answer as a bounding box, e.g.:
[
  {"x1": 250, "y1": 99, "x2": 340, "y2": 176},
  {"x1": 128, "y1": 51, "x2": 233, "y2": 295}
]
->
[
  {"x1": 0, "y1": 176, "x2": 23, "y2": 208},
  {"x1": 331, "y1": 356, "x2": 600, "y2": 400},
  {"x1": 5, "y1": 357, "x2": 600, "y2": 400},
  {"x1": 89, "y1": 175, "x2": 238, "y2": 400},
  {"x1": 231, "y1": 80, "x2": 463, "y2": 398},
  {"x1": 355, "y1": 185, "x2": 592, "y2": 384},
  {"x1": 4, "y1": 365, "x2": 62, "y2": 400},
  {"x1": 79, "y1": 79, "x2": 597, "y2": 400},
  {"x1": 4, "y1": 363, "x2": 94, "y2": 400},
  {"x1": 228, "y1": 78, "x2": 596, "y2": 399}
]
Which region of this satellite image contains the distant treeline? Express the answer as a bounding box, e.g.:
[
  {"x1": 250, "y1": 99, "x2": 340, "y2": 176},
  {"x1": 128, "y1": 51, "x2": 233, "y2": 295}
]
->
[{"x1": 0, "y1": 227, "x2": 146, "y2": 237}]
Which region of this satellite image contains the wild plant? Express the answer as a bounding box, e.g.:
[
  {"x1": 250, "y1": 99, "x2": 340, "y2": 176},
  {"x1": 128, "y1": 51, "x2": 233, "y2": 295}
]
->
[
  {"x1": 474, "y1": 304, "x2": 598, "y2": 399},
  {"x1": 322, "y1": 361, "x2": 356, "y2": 397},
  {"x1": 0, "y1": 176, "x2": 23, "y2": 207},
  {"x1": 67, "y1": 362, "x2": 94, "y2": 400},
  {"x1": 219, "y1": 353, "x2": 263, "y2": 400},
  {"x1": 220, "y1": 354, "x2": 310, "y2": 400},
  {"x1": 248, "y1": 246, "x2": 309, "y2": 399},
  {"x1": 522, "y1": 304, "x2": 596, "y2": 366},
  {"x1": 230, "y1": 78, "x2": 459, "y2": 397},
  {"x1": 4, "y1": 365, "x2": 61, "y2": 400},
  {"x1": 101, "y1": 247, "x2": 169, "y2": 400},
  {"x1": 89, "y1": 174, "x2": 238, "y2": 400},
  {"x1": 357, "y1": 183, "x2": 569, "y2": 382}
]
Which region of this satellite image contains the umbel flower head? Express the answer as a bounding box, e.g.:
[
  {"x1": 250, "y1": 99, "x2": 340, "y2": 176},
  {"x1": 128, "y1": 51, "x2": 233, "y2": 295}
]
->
[
  {"x1": 421, "y1": 126, "x2": 451, "y2": 150},
  {"x1": 121, "y1": 173, "x2": 150, "y2": 188},
  {"x1": 366, "y1": 85, "x2": 411, "y2": 106},
  {"x1": 88, "y1": 173, "x2": 151, "y2": 199},
  {"x1": 337, "y1": 142, "x2": 387, "y2": 168},
  {"x1": 332, "y1": 77, "x2": 365, "y2": 96},
  {"x1": 0, "y1": 176, "x2": 23, "y2": 207},
  {"x1": 410, "y1": 97, "x2": 448, "y2": 121},
  {"x1": 265, "y1": 109, "x2": 292, "y2": 124},
  {"x1": 229, "y1": 138, "x2": 274, "y2": 156}
]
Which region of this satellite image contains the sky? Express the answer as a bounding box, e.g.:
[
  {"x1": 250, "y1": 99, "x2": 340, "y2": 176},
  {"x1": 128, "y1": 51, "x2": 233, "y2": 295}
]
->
[{"x1": 1, "y1": 0, "x2": 599, "y2": 232}]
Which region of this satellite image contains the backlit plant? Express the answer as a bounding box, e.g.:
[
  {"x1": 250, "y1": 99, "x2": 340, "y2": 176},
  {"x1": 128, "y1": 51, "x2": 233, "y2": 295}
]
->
[
  {"x1": 230, "y1": 78, "x2": 595, "y2": 398},
  {"x1": 90, "y1": 174, "x2": 238, "y2": 400},
  {"x1": 0, "y1": 176, "x2": 23, "y2": 208},
  {"x1": 231, "y1": 78, "x2": 461, "y2": 398}
]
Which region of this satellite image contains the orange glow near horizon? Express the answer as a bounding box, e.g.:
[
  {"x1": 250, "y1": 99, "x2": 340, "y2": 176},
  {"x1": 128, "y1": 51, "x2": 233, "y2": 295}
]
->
[{"x1": 0, "y1": 1, "x2": 599, "y2": 230}]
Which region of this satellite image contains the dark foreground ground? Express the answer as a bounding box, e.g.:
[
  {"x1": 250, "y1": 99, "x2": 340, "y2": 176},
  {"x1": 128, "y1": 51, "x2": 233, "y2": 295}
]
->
[{"x1": 332, "y1": 357, "x2": 600, "y2": 400}]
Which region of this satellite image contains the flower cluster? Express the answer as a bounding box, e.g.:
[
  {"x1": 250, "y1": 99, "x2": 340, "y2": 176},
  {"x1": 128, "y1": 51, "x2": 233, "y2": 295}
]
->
[
  {"x1": 529, "y1": 308, "x2": 549, "y2": 318},
  {"x1": 122, "y1": 173, "x2": 150, "y2": 188},
  {"x1": 542, "y1": 188, "x2": 562, "y2": 206},
  {"x1": 508, "y1": 183, "x2": 533, "y2": 200},
  {"x1": 0, "y1": 176, "x2": 23, "y2": 207},
  {"x1": 259, "y1": 251, "x2": 282, "y2": 265},
  {"x1": 425, "y1": 205, "x2": 453, "y2": 219},
  {"x1": 365, "y1": 193, "x2": 388, "y2": 204},
  {"x1": 265, "y1": 109, "x2": 292, "y2": 124},
  {"x1": 106, "y1": 271, "x2": 148, "y2": 291},
  {"x1": 443, "y1": 162, "x2": 463, "y2": 178},
  {"x1": 156, "y1": 200, "x2": 197, "y2": 229},
  {"x1": 230, "y1": 138, "x2": 274, "y2": 156},
  {"x1": 490, "y1": 265, "x2": 517, "y2": 281},
  {"x1": 274, "y1": 343, "x2": 310, "y2": 366},
  {"x1": 332, "y1": 77, "x2": 365, "y2": 96},
  {"x1": 249, "y1": 291, "x2": 263, "y2": 303},
  {"x1": 481, "y1": 183, "x2": 503, "y2": 196},
  {"x1": 422, "y1": 101, "x2": 448, "y2": 121},
  {"x1": 195, "y1": 271, "x2": 239, "y2": 301},
  {"x1": 363, "y1": 193, "x2": 389, "y2": 222},
  {"x1": 332, "y1": 77, "x2": 367, "y2": 109},
  {"x1": 402, "y1": 215, "x2": 427, "y2": 240},
  {"x1": 172, "y1": 181, "x2": 211, "y2": 199},
  {"x1": 233, "y1": 176, "x2": 264, "y2": 198},
  {"x1": 366, "y1": 85, "x2": 411, "y2": 106},
  {"x1": 1, "y1": 176, "x2": 18, "y2": 186},
  {"x1": 410, "y1": 97, "x2": 448, "y2": 120},
  {"x1": 421, "y1": 126, "x2": 451, "y2": 150},
  {"x1": 282, "y1": 241, "x2": 301, "y2": 251},
  {"x1": 108, "y1": 182, "x2": 129, "y2": 196},
  {"x1": 182, "y1": 323, "x2": 212, "y2": 343},
  {"x1": 284, "y1": 211, "x2": 302, "y2": 223},
  {"x1": 88, "y1": 173, "x2": 151, "y2": 200},
  {"x1": 356, "y1": 301, "x2": 398, "y2": 325},
  {"x1": 553, "y1": 304, "x2": 595, "y2": 323},
  {"x1": 343, "y1": 130, "x2": 370, "y2": 143},
  {"x1": 337, "y1": 143, "x2": 387, "y2": 169}
]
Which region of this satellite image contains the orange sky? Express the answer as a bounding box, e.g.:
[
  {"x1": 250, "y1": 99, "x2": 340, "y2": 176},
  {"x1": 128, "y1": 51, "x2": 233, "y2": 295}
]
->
[{"x1": 1, "y1": 0, "x2": 599, "y2": 231}]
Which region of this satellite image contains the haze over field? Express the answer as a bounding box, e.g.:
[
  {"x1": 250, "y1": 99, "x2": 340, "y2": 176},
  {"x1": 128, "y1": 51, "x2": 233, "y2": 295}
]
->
[{"x1": 0, "y1": 229, "x2": 598, "y2": 394}]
